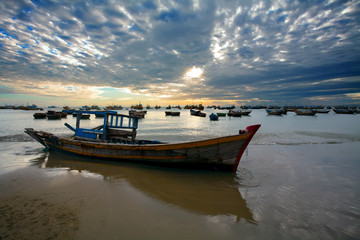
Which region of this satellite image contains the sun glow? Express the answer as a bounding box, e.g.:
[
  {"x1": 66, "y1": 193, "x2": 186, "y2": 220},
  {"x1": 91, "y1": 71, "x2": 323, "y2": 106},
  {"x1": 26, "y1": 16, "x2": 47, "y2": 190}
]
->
[{"x1": 185, "y1": 66, "x2": 203, "y2": 79}]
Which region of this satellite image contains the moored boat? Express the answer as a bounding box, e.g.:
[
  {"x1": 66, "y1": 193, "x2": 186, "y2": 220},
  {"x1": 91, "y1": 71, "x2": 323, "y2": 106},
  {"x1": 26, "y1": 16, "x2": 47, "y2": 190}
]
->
[
  {"x1": 165, "y1": 111, "x2": 180, "y2": 116},
  {"x1": 190, "y1": 109, "x2": 206, "y2": 117},
  {"x1": 20, "y1": 104, "x2": 42, "y2": 110},
  {"x1": 294, "y1": 109, "x2": 316, "y2": 116},
  {"x1": 228, "y1": 110, "x2": 242, "y2": 117},
  {"x1": 209, "y1": 113, "x2": 219, "y2": 121},
  {"x1": 216, "y1": 113, "x2": 227, "y2": 117},
  {"x1": 333, "y1": 109, "x2": 356, "y2": 114},
  {"x1": 228, "y1": 110, "x2": 252, "y2": 117},
  {"x1": 33, "y1": 112, "x2": 47, "y2": 119},
  {"x1": 46, "y1": 113, "x2": 61, "y2": 120},
  {"x1": 314, "y1": 109, "x2": 330, "y2": 114},
  {"x1": 239, "y1": 110, "x2": 252, "y2": 116},
  {"x1": 266, "y1": 109, "x2": 283, "y2": 115},
  {"x1": 80, "y1": 114, "x2": 90, "y2": 119},
  {"x1": 25, "y1": 110, "x2": 261, "y2": 172},
  {"x1": 46, "y1": 110, "x2": 61, "y2": 120},
  {"x1": 129, "y1": 110, "x2": 146, "y2": 118}
]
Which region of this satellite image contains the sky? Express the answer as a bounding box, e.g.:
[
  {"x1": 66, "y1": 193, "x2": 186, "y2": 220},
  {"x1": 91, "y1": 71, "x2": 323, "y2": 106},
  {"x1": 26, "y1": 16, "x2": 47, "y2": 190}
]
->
[{"x1": 0, "y1": 0, "x2": 359, "y2": 107}]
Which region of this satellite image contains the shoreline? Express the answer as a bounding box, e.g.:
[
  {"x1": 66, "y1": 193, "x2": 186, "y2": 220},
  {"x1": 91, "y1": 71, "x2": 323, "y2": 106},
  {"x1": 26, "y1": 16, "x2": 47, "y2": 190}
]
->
[{"x1": 0, "y1": 141, "x2": 359, "y2": 239}]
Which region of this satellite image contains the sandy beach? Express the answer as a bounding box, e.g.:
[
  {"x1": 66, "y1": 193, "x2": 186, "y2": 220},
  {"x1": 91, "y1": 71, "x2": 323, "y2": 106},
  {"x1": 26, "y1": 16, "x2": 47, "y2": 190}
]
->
[
  {"x1": 0, "y1": 167, "x2": 81, "y2": 240},
  {"x1": 0, "y1": 109, "x2": 359, "y2": 239},
  {"x1": 1, "y1": 142, "x2": 359, "y2": 239},
  {"x1": 0, "y1": 157, "x2": 256, "y2": 240}
]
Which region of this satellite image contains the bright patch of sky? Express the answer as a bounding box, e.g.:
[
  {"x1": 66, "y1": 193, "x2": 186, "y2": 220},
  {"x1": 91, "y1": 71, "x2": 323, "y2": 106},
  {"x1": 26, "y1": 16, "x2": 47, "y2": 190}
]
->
[{"x1": 185, "y1": 66, "x2": 203, "y2": 79}]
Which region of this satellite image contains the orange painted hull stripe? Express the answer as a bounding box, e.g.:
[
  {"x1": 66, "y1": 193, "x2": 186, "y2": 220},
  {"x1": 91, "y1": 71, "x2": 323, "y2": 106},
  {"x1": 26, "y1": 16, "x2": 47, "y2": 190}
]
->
[
  {"x1": 57, "y1": 133, "x2": 251, "y2": 151},
  {"x1": 46, "y1": 142, "x2": 187, "y2": 160}
]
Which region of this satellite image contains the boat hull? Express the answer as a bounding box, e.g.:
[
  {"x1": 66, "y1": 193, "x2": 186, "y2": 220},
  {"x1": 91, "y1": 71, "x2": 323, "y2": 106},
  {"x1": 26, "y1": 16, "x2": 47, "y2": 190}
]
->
[
  {"x1": 25, "y1": 124, "x2": 260, "y2": 172},
  {"x1": 333, "y1": 109, "x2": 355, "y2": 114},
  {"x1": 294, "y1": 109, "x2": 316, "y2": 116}
]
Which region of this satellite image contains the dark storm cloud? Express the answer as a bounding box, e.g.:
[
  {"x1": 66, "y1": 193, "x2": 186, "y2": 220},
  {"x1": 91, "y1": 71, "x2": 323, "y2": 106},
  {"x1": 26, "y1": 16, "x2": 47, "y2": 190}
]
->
[{"x1": 0, "y1": 0, "x2": 359, "y2": 105}]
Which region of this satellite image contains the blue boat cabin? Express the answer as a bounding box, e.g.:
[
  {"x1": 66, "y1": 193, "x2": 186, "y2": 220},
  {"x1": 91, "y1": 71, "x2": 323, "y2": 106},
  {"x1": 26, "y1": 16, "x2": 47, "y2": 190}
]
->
[{"x1": 63, "y1": 110, "x2": 138, "y2": 143}]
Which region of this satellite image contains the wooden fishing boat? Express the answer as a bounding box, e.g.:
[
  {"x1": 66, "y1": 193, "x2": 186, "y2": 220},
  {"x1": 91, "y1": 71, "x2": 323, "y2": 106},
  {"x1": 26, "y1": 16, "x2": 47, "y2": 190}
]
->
[
  {"x1": 294, "y1": 109, "x2": 316, "y2": 116},
  {"x1": 216, "y1": 112, "x2": 227, "y2": 117},
  {"x1": 190, "y1": 109, "x2": 206, "y2": 117},
  {"x1": 129, "y1": 110, "x2": 146, "y2": 118},
  {"x1": 33, "y1": 112, "x2": 47, "y2": 119},
  {"x1": 209, "y1": 113, "x2": 219, "y2": 121},
  {"x1": 79, "y1": 114, "x2": 90, "y2": 119},
  {"x1": 266, "y1": 109, "x2": 282, "y2": 115},
  {"x1": 228, "y1": 110, "x2": 242, "y2": 117},
  {"x1": 333, "y1": 109, "x2": 355, "y2": 114},
  {"x1": 20, "y1": 104, "x2": 42, "y2": 110},
  {"x1": 165, "y1": 111, "x2": 180, "y2": 116},
  {"x1": 228, "y1": 110, "x2": 252, "y2": 117},
  {"x1": 46, "y1": 111, "x2": 61, "y2": 120},
  {"x1": 25, "y1": 111, "x2": 261, "y2": 172},
  {"x1": 314, "y1": 109, "x2": 330, "y2": 114},
  {"x1": 239, "y1": 110, "x2": 252, "y2": 116}
]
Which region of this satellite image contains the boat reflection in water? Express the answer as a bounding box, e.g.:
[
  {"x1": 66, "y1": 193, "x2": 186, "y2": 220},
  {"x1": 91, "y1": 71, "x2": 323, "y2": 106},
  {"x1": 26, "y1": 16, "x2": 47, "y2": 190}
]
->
[{"x1": 31, "y1": 151, "x2": 256, "y2": 223}]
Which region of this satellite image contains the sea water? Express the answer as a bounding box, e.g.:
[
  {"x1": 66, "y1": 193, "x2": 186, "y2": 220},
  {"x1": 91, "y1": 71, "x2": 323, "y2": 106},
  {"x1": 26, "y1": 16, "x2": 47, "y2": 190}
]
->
[{"x1": 0, "y1": 108, "x2": 359, "y2": 239}]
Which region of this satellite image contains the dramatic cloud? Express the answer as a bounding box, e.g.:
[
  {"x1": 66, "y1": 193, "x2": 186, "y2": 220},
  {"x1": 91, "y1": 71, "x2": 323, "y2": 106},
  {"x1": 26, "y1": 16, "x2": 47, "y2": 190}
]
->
[{"x1": 0, "y1": 0, "x2": 359, "y2": 106}]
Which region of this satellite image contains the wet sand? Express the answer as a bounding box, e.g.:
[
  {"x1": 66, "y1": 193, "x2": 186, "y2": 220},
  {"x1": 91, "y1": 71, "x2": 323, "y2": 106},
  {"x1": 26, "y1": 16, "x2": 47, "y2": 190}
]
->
[
  {"x1": 0, "y1": 168, "x2": 82, "y2": 240},
  {"x1": 0, "y1": 196, "x2": 78, "y2": 240},
  {"x1": 1, "y1": 142, "x2": 359, "y2": 240},
  {"x1": 0, "y1": 159, "x2": 256, "y2": 240}
]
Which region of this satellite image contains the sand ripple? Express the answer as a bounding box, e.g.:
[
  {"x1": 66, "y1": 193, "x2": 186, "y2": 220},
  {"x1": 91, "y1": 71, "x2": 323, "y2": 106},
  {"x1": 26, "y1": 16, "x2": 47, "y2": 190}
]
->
[{"x1": 0, "y1": 196, "x2": 79, "y2": 240}]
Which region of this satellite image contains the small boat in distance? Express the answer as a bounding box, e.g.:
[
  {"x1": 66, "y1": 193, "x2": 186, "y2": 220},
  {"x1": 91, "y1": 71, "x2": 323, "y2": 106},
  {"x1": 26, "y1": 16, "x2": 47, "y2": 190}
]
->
[
  {"x1": 46, "y1": 110, "x2": 67, "y2": 119},
  {"x1": 165, "y1": 111, "x2": 180, "y2": 116},
  {"x1": 80, "y1": 114, "x2": 90, "y2": 119},
  {"x1": 190, "y1": 109, "x2": 206, "y2": 117},
  {"x1": 33, "y1": 112, "x2": 47, "y2": 119},
  {"x1": 228, "y1": 110, "x2": 242, "y2": 117},
  {"x1": 239, "y1": 110, "x2": 252, "y2": 116},
  {"x1": 314, "y1": 109, "x2": 330, "y2": 114},
  {"x1": 266, "y1": 109, "x2": 283, "y2": 115},
  {"x1": 46, "y1": 113, "x2": 61, "y2": 120},
  {"x1": 209, "y1": 113, "x2": 219, "y2": 121},
  {"x1": 25, "y1": 110, "x2": 261, "y2": 172},
  {"x1": 333, "y1": 109, "x2": 356, "y2": 114},
  {"x1": 294, "y1": 109, "x2": 316, "y2": 116},
  {"x1": 129, "y1": 110, "x2": 146, "y2": 118},
  {"x1": 19, "y1": 104, "x2": 43, "y2": 111},
  {"x1": 216, "y1": 113, "x2": 227, "y2": 117}
]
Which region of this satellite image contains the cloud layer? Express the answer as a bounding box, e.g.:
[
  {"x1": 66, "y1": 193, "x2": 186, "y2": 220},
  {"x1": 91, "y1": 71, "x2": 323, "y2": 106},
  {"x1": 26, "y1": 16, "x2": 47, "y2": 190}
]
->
[{"x1": 1, "y1": 0, "x2": 359, "y2": 105}]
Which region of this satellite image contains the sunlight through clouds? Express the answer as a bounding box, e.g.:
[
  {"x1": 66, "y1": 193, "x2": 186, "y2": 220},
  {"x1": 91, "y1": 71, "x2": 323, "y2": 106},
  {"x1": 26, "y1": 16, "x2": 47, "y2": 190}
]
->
[
  {"x1": 0, "y1": 0, "x2": 359, "y2": 106},
  {"x1": 185, "y1": 66, "x2": 203, "y2": 79}
]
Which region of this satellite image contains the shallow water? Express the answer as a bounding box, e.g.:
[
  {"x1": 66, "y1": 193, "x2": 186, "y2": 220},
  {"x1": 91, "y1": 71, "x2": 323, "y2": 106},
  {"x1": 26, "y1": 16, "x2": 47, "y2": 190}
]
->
[{"x1": 0, "y1": 108, "x2": 359, "y2": 239}]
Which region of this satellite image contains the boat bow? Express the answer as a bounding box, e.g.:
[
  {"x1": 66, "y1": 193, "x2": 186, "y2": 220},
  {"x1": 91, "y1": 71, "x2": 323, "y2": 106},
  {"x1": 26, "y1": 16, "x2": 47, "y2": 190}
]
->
[{"x1": 233, "y1": 124, "x2": 261, "y2": 172}]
